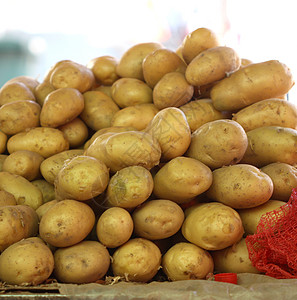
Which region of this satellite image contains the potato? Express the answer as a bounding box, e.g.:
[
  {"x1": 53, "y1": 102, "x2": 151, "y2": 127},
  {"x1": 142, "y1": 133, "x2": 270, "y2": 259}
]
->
[
  {"x1": 261, "y1": 163, "x2": 297, "y2": 201},
  {"x1": 238, "y1": 199, "x2": 286, "y2": 235},
  {"x1": 85, "y1": 130, "x2": 161, "y2": 173},
  {"x1": 111, "y1": 103, "x2": 159, "y2": 131},
  {"x1": 116, "y1": 42, "x2": 163, "y2": 80},
  {"x1": 58, "y1": 117, "x2": 89, "y2": 148},
  {"x1": 0, "y1": 237, "x2": 54, "y2": 285},
  {"x1": 181, "y1": 27, "x2": 221, "y2": 64},
  {"x1": 179, "y1": 98, "x2": 231, "y2": 132},
  {"x1": 7, "y1": 127, "x2": 69, "y2": 158},
  {"x1": 0, "y1": 205, "x2": 39, "y2": 251},
  {"x1": 193, "y1": 82, "x2": 218, "y2": 99},
  {"x1": 4, "y1": 75, "x2": 39, "y2": 93},
  {"x1": 153, "y1": 72, "x2": 194, "y2": 109},
  {"x1": 87, "y1": 55, "x2": 119, "y2": 86},
  {"x1": 43, "y1": 59, "x2": 72, "y2": 82},
  {"x1": 55, "y1": 155, "x2": 109, "y2": 201},
  {"x1": 240, "y1": 126, "x2": 297, "y2": 167},
  {"x1": 162, "y1": 242, "x2": 214, "y2": 281},
  {"x1": 182, "y1": 202, "x2": 244, "y2": 250},
  {"x1": 145, "y1": 107, "x2": 191, "y2": 161},
  {"x1": 185, "y1": 46, "x2": 240, "y2": 86},
  {"x1": 232, "y1": 98, "x2": 297, "y2": 132},
  {"x1": 211, "y1": 238, "x2": 261, "y2": 274},
  {"x1": 40, "y1": 149, "x2": 84, "y2": 184},
  {"x1": 31, "y1": 179, "x2": 55, "y2": 203},
  {"x1": 96, "y1": 207, "x2": 133, "y2": 248},
  {"x1": 0, "y1": 171, "x2": 43, "y2": 209},
  {"x1": 210, "y1": 60, "x2": 295, "y2": 111},
  {"x1": 54, "y1": 240, "x2": 110, "y2": 283},
  {"x1": 112, "y1": 238, "x2": 161, "y2": 282},
  {"x1": 50, "y1": 60, "x2": 95, "y2": 93},
  {"x1": 3, "y1": 150, "x2": 44, "y2": 181},
  {"x1": 0, "y1": 81, "x2": 35, "y2": 106},
  {"x1": 106, "y1": 166, "x2": 153, "y2": 208},
  {"x1": 206, "y1": 164, "x2": 273, "y2": 209},
  {"x1": 186, "y1": 119, "x2": 248, "y2": 169},
  {"x1": 80, "y1": 90, "x2": 120, "y2": 131},
  {"x1": 240, "y1": 58, "x2": 253, "y2": 68},
  {"x1": 111, "y1": 78, "x2": 153, "y2": 108},
  {"x1": 39, "y1": 199, "x2": 95, "y2": 247},
  {"x1": 132, "y1": 199, "x2": 184, "y2": 240},
  {"x1": 142, "y1": 48, "x2": 187, "y2": 88},
  {"x1": 35, "y1": 199, "x2": 59, "y2": 221},
  {"x1": 0, "y1": 131, "x2": 7, "y2": 154},
  {"x1": 0, "y1": 190, "x2": 17, "y2": 206},
  {"x1": 93, "y1": 85, "x2": 112, "y2": 98},
  {"x1": 0, "y1": 155, "x2": 7, "y2": 171},
  {"x1": 0, "y1": 100, "x2": 41, "y2": 135},
  {"x1": 153, "y1": 157, "x2": 212, "y2": 204},
  {"x1": 34, "y1": 81, "x2": 55, "y2": 106}
]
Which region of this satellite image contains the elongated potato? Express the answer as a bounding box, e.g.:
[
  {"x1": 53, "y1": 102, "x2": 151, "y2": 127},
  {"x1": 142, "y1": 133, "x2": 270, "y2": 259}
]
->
[{"x1": 210, "y1": 60, "x2": 295, "y2": 111}]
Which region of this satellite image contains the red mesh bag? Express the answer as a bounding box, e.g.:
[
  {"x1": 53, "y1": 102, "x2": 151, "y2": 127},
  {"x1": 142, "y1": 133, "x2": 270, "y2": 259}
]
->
[{"x1": 246, "y1": 188, "x2": 297, "y2": 279}]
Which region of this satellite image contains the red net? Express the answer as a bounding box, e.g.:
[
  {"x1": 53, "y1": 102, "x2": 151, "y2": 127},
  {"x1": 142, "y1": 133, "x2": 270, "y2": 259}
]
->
[{"x1": 246, "y1": 188, "x2": 297, "y2": 279}]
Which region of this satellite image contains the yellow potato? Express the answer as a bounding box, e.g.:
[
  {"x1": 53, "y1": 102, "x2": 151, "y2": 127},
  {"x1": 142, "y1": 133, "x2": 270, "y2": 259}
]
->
[
  {"x1": 43, "y1": 59, "x2": 72, "y2": 82},
  {"x1": 206, "y1": 164, "x2": 273, "y2": 209},
  {"x1": 40, "y1": 149, "x2": 84, "y2": 184},
  {"x1": 111, "y1": 103, "x2": 159, "y2": 130},
  {"x1": 112, "y1": 238, "x2": 161, "y2": 282},
  {"x1": 0, "y1": 100, "x2": 41, "y2": 135},
  {"x1": 241, "y1": 126, "x2": 297, "y2": 167},
  {"x1": 0, "y1": 171, "x2": 43, "y2": 209},
  {"x1": 80, "y1": 90, "x2": 120, "y2": 131},
  {"x1": 7, "y1": 127, "x2": 69, "y2": 158},
  {"x1": 96, "y1": 207, "x2": 133, "y2": 248},
  {"x1": 179, "y1": 98, "x2": 231, "y2": 132},
  {"x1": 39, "y1": 199, "x2": 95, "y2": 247},
  {"x1": 31, "y1": 179, "x2": 55, "y2": 203},
  {"x1": 35, "y1": 199, "x2": 59, "y2": 221},
  {"x1": 93, "y1": 85, "x2": 112, "y2": 98},
  {"x1": 186, "y1": 119, "x2": 248, "y2": 169},
  {"x1": 0, "y1": 190, "x2": 17, "y2": 206},
  {"x1": 240, "y1": 58, "x2": 253, "y2": 68},
  {"x1": 4, "y1": 75, "x2": 39, "y2": 93},
  {"x1": 211, "y1": 60, "x2": 295, "y2": 111},
  {"x1": 116, "y1": 42, "x2": 163, "y2": 80},
  {"x1": 153, "y1": 72, "x2": 194, "y2": 109},
  {"x1": 142, "y1": 48, "x2": 187, "y2": 88},
  {"x1": 0, "y1": 131, "x2": 7, "y2": 154},
  {"x1": 54, "y1": 240, "x2": 110, "y2": 283},
  {"x1": 106, "y1": 165, "x2": 153, "y2": 208},
  {"x1": 0, "y1": 154, "x2": 7, "y2": 171},
  {"x1": 162, "y1": 242, "x2": 214, "y2": 281},
  {"x1": 185, "y1": 46, "x2": 240, "y2": 86},
  {"x1": 111, "y1": 78, "x2": 153, "y2": 108},
  {"x1": 182, "y1": 202, "x2": 244, "y2": 250},
  {"x1": 181, "y1": 27, "x2": 221, "y2": 64},
  {"x1": 34, "y1": 81, "x2": 55, "y2": 106},
  {"x1": 132, "y1": 199, "x2": 184, "y2": 240},
  {"x1": 232, "y1": 98, "x2": 297, "y2": 132},
  {"x1": 145, "y1": 107, "x2": 191, "y2": 161},
  {"x1": 153, "y1": 156, "x2": 212, "y2": 204}
]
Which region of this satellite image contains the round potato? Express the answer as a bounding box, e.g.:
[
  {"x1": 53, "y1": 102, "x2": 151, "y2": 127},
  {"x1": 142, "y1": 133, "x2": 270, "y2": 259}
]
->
[
  {"x1": 4, "y1": 75, "x2": 39, "y2": 93},
  {"x1": 132, "y1": 199, "x2": 184, "y2": 240},
  {"x1": 112, "y1": 238, "x2": 161, "y2": 282},
  {"x1": 0, "y1": 237, "x2": 54, "y2": 285},
  {"x1": 0, "y1": 100, "x2": 41, "y2": 135},
  {"x1": 31, "y1": 179, "x2": 55, "y2": 203},
  {"x1": 186, "y1": 119, "x2": 248, "y2": 169},
  {"x1": 111, "y1": 78, "x2": 153, "y2": 108},
  {"x1": 111, "y1": 103, "x2": 159, "y2": 131},
  {"x1": 93, "y1": 85, "x2": 112, "y2": 98},
  {"x1": 206, "y1": 164, "x2": 273, "y2": 209},
  {"x1": 3, "y1": 150, "x2": 44, "y2": 181},
  {"x1": 0, "y1": 190, "x2": 17, "y2": 206},
  {"x1": 106, "y1": 166, "x2": 153, "y2": 209},
  {"x1": 153, "y1": 156, "x2": 212, "y2": 204},
  {"x1": 7, "y1": 127, "x2": 69, "y2": 158},
  {"x1": 54, "y1": 240, "x2": 110, "y2": 283},
  {"x1": 142, "y1": 48, "x2": 187, "y2": 88},
  {"x1": 185, "y1": 46, "x2": 240, "y2": 86},
  {"x1": 80, "y1": 90, "x2": 120, "y2": 131},
  {"x1": 116, "y1": 42, "x2": 163, "y2": 80},
  {"x1": 182, "y1": 202, "x2": 244, "y2": 250},
  {"x1": 55, "y1": 155, "x2": 109, "y2": 201},
  {"x1": 0, "y1": 131, "x2": 7, "y2": 154},
  {"x1": 87, "y1": 55, "x2": 119, "y2": 86},
  {"x1": 96, "y1": 207, "x2": 133, "y2": 248},
  {"x1": 35, "y1": 199, "x2": 59, "y2": 221},
  {"x1": 39, "y1": 199, "x2": 95, "y2": 247},
  {"x1": 34, "y1": 81, "x2": 55, "y2": 106},
  {"x1": 43, "y1": 59, "x2": 72, "y2": 82},
  {"x1": 162, "y1": 242, "x2": 214, "y2": 281}
]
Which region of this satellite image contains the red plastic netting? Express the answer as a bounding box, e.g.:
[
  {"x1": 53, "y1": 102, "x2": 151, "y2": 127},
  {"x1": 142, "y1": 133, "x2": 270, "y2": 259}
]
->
[{"x1": 246, "y1": 188, "x2": 297, "y2": 279}]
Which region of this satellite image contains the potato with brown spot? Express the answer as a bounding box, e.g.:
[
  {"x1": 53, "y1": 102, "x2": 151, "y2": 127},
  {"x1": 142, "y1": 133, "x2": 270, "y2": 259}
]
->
[{"x1": 0, "y1": 190, "x2": 17, "y2": 206}]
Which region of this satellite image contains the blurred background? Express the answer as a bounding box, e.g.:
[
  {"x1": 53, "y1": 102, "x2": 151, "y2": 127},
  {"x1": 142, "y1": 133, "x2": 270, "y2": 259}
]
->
[{"x1": 0, "y1": 0, "x2": 296, "y2": 101}]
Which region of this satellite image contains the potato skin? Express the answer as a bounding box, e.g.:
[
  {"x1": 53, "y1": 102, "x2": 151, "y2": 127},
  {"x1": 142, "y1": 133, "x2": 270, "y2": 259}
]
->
[
  {"x1": 206, "y1": 164, "x2": 273, "y2": 209},
  {"x1": 0, "y1": 190, "x2": 17, "y2": 206},
  {"x1": 0, "y1": 132, "x2": 7, "y2": 154},
  {"x1": 210, "y1": 60, "x2": 295, "y2": 111}
]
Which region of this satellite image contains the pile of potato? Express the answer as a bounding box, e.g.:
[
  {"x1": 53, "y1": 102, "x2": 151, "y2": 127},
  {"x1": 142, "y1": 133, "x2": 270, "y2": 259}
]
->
[{"x1": 0, "y1": 27, "x2": 296, "y2": 286}]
